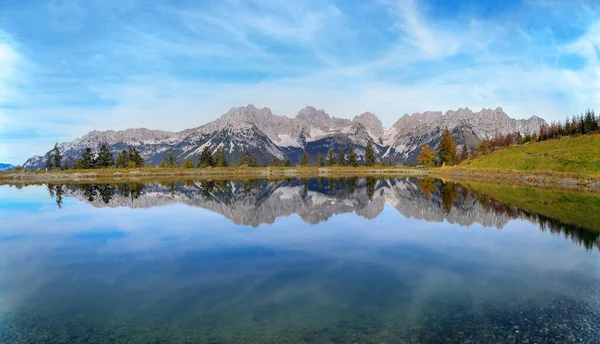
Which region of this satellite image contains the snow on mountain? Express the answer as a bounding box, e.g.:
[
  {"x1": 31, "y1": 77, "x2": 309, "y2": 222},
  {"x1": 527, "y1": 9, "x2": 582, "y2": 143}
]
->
[{"x1": 23, "y1": 105, "x2": 547, "y2": 168}]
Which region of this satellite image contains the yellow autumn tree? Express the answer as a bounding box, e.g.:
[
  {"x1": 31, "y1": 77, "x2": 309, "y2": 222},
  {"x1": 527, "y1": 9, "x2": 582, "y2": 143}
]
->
[{"x1": 417, "y1": 144, "x2": 435, "y2": 167}]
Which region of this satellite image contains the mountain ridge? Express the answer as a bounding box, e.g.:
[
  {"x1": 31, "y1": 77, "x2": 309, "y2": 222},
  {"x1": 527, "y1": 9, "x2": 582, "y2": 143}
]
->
[
  {"x1": 0, "y1": 163, "x2": 15, "y2": 171},
  {"x1": 23, "y1": 105, "x2": 547, "y2": 169}
]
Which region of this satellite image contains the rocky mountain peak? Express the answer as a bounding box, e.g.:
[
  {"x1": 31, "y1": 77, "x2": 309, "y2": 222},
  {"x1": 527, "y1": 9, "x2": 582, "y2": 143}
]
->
[
  {"x1": 296, "y1": 106, "x2": 331, "y2": 126},
  {"x1": 220, "y1": 104, "x2": 273, "y2": 123},
  {"x1": 353, "y1": 112, "x2": 384, "y2": 141}
]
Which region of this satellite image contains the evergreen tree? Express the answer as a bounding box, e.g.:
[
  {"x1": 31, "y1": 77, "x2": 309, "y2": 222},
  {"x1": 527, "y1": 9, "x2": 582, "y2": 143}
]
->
[
  {"x1": 214, "y1": 148, "x2": 228, "y2": 167},
  {"x1": 250, "y1": 154, "x2": 259, "y2": 167},
  {"x1": 127, "y1": 147, "x2": 144, "y2": 168},
  {"x1": 584, "y1": 109, "x2": 599, "y2": 133},
  {"x1": 79, "y1": 147, "x2": 95, "y2": 169},
  {"x1": 271, "y1": 156, "x2": 281, "y2": 167},
  {"x1": 45, "y1": 152, "x2": 54, "y2": 170},
  {"x1": 183, "y1": 160, "x2": 194, "y2": 168},
  {"x1": 347, "y1": 148, "x2": 359, "y2": 167},
  {"x1": 417, "y1": 144, "x2": 435, "y2": 167},
  {"x1": 438, "y1": 128, "x2": 457, "y2": 166},
  {"x1": 240, "y1": 148, "x2": 252, "y2": 166},
  {"x1": 327, "y1": 147, "x2": 336, "y2": 166},
  {"x1": 364, "y1": 140, "x2": 377, "y2": 166},
  {"x1": 63, "y1": 156, "x2": 75, "y2": 170},
  {"x1": 116, "y1": 150, "x2": 129, "y2": 168},
  {"x1": 198, "y1": 147, "x2": 214, "y2": 167},
  {"x1": 161, "y1": 149, "x2": 178, "y2": 168},
  {"x1": 337, "y1": 147, "x2": 347, "y2": 166},
  {"x1": 53, "y1": 143, "x2": 62, "y2": 170},
  {"x1": 458, "y1": 145, "x2": 469, "y2": 163},
  {"x1": 96, "y1": 144, "x2": 114, "y2": 168},
  {"x1": 300, "y1": 150, "x2": 309, "y2": 166},
  {"x1": 316, "y1": 153, "x2": 324, "y2": 167},
  {"x1": 283, "y1": 157, "x2": 292, "y2": 167}
]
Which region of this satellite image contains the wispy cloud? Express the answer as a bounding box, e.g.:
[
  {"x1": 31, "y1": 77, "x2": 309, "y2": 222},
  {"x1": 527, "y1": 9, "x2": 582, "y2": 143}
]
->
[{"x1": 0, "y1": 0, "x2": 599, "y2": 164}]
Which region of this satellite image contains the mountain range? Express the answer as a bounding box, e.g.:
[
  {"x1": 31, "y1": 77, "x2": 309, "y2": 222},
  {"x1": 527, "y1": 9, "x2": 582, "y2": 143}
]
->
[
  {"x1": 0, "y1": 163, "x2": 15, "y2": 171},
  {"x1": 23, "y1": 105, "x2": 546, "y2": 169}
]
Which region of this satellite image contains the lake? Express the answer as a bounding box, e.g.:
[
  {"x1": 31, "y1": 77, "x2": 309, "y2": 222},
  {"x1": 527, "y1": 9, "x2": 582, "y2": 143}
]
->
[{"x1": 1, "y1": 178, "x2": 599, "y2": 343}]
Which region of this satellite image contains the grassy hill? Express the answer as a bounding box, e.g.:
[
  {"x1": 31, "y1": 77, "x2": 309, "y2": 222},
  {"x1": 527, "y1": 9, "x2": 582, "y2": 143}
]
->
[{"x1": 457, "y1": 133, "x2": 600, "y2": 176}]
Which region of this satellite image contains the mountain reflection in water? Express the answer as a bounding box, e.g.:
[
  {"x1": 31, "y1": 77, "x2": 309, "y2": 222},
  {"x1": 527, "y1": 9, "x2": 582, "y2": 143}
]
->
[
  {"x1": 2, "y1": 177, "x2": 600, "y2": 343},
  {"x1": 45, "y1": 177, "x2": 600, "y2": 251}
]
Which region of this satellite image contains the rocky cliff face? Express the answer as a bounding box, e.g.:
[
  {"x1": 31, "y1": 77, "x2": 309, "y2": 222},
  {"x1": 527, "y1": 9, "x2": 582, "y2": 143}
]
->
[{"x1": 23, "y1": 105, "x2": 546, "y2": 168}]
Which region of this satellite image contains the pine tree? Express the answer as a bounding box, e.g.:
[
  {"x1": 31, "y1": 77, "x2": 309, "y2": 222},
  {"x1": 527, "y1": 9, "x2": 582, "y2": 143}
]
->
[
  {"x1": 79, "y1": 147, "x2": 95, "y2": 169},
  {"x1": 198, "y1": 147, "x2": 214, "y2": 167},
  {"x1": 438, "y1": 128, "x2": 457, "y2": 166},
  {"x1": 53, "y1": 143, "x2": 62, "y2": 170},
  {"x1": 347, "y1": 148, "x2": 359, "y2": 167},
  {"x1": 300, "y1": 150, "x2": 309, "y2": 166},
  {"x1": 161, "y1": 149, "x2": 178, "y2": 168},
  {"x1": 364, "y1": 140, "x2": 377, "y2": 166},
  {"x1": 45, "y1": 152, "x2": 54, "y2": 170},
  {"x1": 283, "y1": 157, "x2": 292, "y2": 167},
  {"x1": 214, "y1": 148, "x2": 228, "y2": 167},
  {"x1": 337, "y1": 147, "x2": 347, "y2": 166},
  {"x1": 183, "y1": 160, "x2": 194, "y2": 168},
  {"x1": 316, "y1": 153, "x2": 324, "y2": 167},
  {"x1": 127, "y1": 147, "x2": 144, "y2": 168},
  {"x1": 97, "y1": 144, "x2": 114, "y2": 168},
  {"x1": 271, "y1": 156, "x2": 281, "y2": 167},
  {"x1": 417, "y1": 144, "x2": 435, "y2": 167},
  {"x1": 116, "y1": 150, "x2": 129, "y2": 168},
  {"x1": 458, "y1": 145, "x2": 468, "y2": 163},
  {"x1": 63, "y1": 156, "x2": 74, "y2": 170},
  {"x1": 327, "y1": 147, "x2": 336, "y2": 166},
  {"x1": 250, "y1": 154, "x2": 259, "y2": 167},
  {"x1": 240, "y1": 148, "x2": 252, "y2": 166},
  {"x1": 584, "y1": 109, "x2": 599, "y2": 133}
]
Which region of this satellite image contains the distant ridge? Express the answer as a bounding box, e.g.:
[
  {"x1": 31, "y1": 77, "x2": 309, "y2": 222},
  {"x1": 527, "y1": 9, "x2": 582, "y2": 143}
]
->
[
  {"x1": 23, "y1": 105, "x2": 546, "y2": 169},
  {"x1": 0, "y1": 163, "x2": 15, "y2": 171}
]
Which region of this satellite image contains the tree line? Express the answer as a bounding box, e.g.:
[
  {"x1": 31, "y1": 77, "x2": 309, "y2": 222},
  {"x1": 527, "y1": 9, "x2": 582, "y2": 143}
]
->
[
  {"x1": 41, "y1": 139, "x2": 382, "y2": 170},
  {"x1": 160, "y1": 140, "x2": 381, "y2": 168},
  {"x1": 45, "y1": 144, "x2": 144, "y2": 170},
  {"x1": 476, "y1": 109, "x2": 599, "y2": 157}
]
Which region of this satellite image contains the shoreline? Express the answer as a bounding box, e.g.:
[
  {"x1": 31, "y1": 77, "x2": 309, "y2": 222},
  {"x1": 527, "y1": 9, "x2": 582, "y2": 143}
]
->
[
  {"x1": 432, "y1": 167, "x2": 600, "y2": 193},
  {"x1": 0, "y1": 167, "x2": 428, "y2": 185},
  {"x1": 3, "y1": 167, "x2": 600, "y2": 193}
]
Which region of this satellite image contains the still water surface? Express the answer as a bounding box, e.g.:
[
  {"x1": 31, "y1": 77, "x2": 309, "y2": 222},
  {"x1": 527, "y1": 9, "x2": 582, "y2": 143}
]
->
[{"x1": 1, "y1": 178, "x2": 599, "y2": 343}]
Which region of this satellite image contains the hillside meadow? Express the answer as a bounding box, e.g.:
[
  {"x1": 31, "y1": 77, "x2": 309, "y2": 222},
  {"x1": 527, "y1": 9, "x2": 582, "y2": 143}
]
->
[{"x1": 456, "y1": 133, "x2": 600, "y2": 176}]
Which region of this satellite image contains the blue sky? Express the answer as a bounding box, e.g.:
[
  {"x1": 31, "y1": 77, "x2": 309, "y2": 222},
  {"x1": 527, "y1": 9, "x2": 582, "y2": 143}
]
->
[{"x1": 0, "y1": 0, "x2": 599, "y2": 164}]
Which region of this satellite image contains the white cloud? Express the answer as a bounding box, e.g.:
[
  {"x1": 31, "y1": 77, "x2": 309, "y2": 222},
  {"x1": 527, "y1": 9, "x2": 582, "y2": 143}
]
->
[
  {"x1": 0, "y1": 39, "x2": 20, "y2": 106},
  {"x1": 0, "y1": 32, "x2": 24, "y2": 162},
  {"x1": 2, "y1": 1, "x2": 600, "y2": 164}
]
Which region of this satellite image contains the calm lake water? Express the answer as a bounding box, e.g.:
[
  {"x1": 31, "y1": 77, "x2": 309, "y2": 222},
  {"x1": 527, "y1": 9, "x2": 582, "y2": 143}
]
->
[{"x1": 1, "y1": 178, "x2": 599, "y2": 343}]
